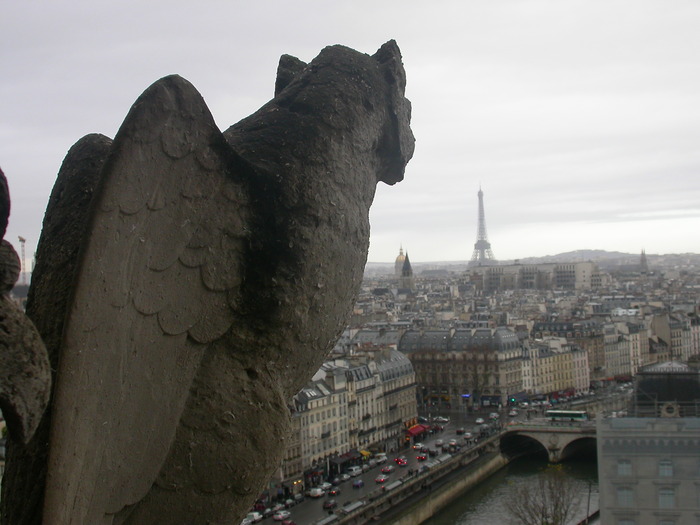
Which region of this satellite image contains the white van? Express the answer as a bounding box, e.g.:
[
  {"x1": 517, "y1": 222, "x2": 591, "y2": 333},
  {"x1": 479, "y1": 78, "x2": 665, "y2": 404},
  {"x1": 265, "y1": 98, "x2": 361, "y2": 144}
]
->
[
  {"x1": 347, "y1": 465, "x2": 362, "y2": 477},
  {"x1": 374, "y1": 452, "x2": 388, "y2": 464},
  {"x1": 306, "y1": 487, "x2": 325, "y2": 498}
]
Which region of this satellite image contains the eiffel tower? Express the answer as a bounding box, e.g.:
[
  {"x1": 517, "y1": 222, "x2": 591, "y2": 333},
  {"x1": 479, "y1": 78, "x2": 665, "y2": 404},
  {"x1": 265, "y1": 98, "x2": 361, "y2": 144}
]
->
[{"x1": 468, "y1": 186, "x2": 498, "y2": 267}]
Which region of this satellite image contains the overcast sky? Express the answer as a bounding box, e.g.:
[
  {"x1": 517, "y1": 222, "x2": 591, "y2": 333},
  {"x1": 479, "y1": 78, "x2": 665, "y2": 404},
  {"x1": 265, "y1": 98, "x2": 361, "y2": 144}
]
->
[{"x1": 2, "y1": 1, "x2": 699, "y2": 265}]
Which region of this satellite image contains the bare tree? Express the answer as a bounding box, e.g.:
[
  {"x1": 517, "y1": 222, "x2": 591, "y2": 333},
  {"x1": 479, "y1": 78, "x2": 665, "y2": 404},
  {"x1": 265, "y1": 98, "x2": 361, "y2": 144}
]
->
[{"x1": 505, "y1": 464, "x2": 580, "y2": 525}]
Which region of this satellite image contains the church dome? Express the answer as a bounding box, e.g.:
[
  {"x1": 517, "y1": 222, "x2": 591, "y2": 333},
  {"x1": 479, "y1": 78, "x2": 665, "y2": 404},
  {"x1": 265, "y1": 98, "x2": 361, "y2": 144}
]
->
[{"x1": 394, "y1": 247, "x2": 406, "y2": 277}]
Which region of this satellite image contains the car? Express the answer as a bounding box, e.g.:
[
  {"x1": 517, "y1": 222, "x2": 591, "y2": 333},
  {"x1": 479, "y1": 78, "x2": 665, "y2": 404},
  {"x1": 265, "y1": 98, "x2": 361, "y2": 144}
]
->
[
  {"x1": 381, "y1": 464, "x2": 395, "y2": 473},
  {"x1": 319, "y1": 481, "x2": 332, "y2": 491},
  {"x1": 489, "y1": 412, "x2": 499, "y2": 420},
  {"x1": 306, "y1": 487, "x2": 324, "y2": 498},
  {"x1": 416, "y1": 454, "x2": 427, "y2": 461},
  {"x1": 272, "y1": 510, "x2": 291, "y2": 521},
  {"x1": 375, "y1": 452, "x2": 388, "y2": 464},
  {"x1": 328, "y1": 487, "x2": 341, "y2": 496},
  {"x1": 245, "y1": 512, "x2": 263, "y2": 523},
  {"x1": 448, "y1": 439, "x2": 457, "y2": 446},
  {"x1": 375, "y1": 474, "x2": 389, "y2": 483},
  {"x1": 347, "y1": 465, "x2": 362, "y2": 477},
  {"x1": 281, "y1": 521, "x2": 297, "y2": 525},
  {"x1": 323, "y1": 499, "x2": 337, "y2": 510},
  {"x1": 475, "y1": 417, "x2": 485, "y2": 424},
  {"x1": 340, "y1": 473, "x2": 350, "y2": 481},
  {"x1": 434, "y1": 416, "x2": 450, "y2": 423},
  {"x1": 435, "y1": 439, "x2": 444, "y2": 447},
  {"x1": 463, "y1": 432, "x2": 473, "y2": 439},
  {"x1": 420, "y1": 445, "x2": 429, "y2": 453},
  {"x1": 395, "y1": 456, "x2": 408, "y2": 466},
  {"x1": 456, "y1": 427, "x2": 465, "y2": 435},
  {"x1": 412, "y1": 442, "x2": 424, "y2": 450},
  {"x1": 283, "y1": 499, "x2": 295, "y2": 508},
  {"x1": 508, "y1": 409, "x2": 518, "y2": 417},
  {"x1": 352, "y1": 479, "x2": 364, "y2": 488},
  {"x1": 240, "y1": 519, "x2": 252, "y2": 525},
  {"x1": 271, "y1": 503, "x2": 286, "y2": 512}
]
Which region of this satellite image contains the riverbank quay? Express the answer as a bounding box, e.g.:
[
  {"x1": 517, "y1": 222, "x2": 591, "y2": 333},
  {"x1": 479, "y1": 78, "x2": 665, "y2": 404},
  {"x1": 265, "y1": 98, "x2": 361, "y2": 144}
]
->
[
  {"x1": 323, "y1": 433, "x2": 507, "y2": 525},
  {"x1": 382, "y1": 452, "x2": 507, "y2": 525}
]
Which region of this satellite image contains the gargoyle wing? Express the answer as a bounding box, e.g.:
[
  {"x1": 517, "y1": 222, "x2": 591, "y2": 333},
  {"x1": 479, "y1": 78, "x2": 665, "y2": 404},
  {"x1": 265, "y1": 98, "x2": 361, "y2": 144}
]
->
[{"x1": 43, "y1": 75, "x2": 248, "y2": 524}]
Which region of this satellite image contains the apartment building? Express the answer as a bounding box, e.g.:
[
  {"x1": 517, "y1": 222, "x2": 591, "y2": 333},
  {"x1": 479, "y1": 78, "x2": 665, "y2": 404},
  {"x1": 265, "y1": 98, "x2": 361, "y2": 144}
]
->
[
  {"x1": 399, "y1": 327, "x2": 523, "y2": 408},
  {"x1": 273, "y1": 350, "x2": 417, "y2": 490},
  {"x1": 468, "y1": 261, "x2": 603, "y2": 293},
  {"x1": 530, "y1": 337, "x2": 590, "y2": 397},
  {"x1": 597, "y1": 362, "x2": 700, "y2": 524}
]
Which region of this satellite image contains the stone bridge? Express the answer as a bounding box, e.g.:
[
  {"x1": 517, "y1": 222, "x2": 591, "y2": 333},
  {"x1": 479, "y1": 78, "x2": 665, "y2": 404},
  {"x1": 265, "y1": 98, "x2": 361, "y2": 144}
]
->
[{"x1": 499, "y1": 421, "x2": 597, "y2": 462}]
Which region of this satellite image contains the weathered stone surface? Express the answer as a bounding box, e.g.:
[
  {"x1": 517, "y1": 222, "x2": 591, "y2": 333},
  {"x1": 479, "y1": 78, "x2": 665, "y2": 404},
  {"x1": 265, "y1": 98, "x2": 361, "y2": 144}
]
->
[
  {"x1": 2, "y1": 41, "x2": 413, "y2": 525},
  {"x1": 1, "y1": 134, "x2": 112, "y2": 525},
  {"x1": 0, "y1": 168, "x2": 51, "y2": 447},
  {"x1": 0, "y1": 169, "x2": 9, "y2": 239},
  {"x1": 0, "y1": 276, "x2": 50, "y2": 444}
]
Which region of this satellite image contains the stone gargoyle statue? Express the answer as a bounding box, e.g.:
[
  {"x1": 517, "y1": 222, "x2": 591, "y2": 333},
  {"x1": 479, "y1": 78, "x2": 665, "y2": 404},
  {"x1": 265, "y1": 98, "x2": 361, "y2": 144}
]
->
[
  {"x1": 0, "y1": 168, "x2": 51, "y2": 446},
  {"x1": 0, "y1": 40, "x2": 414, "y2": 525}
]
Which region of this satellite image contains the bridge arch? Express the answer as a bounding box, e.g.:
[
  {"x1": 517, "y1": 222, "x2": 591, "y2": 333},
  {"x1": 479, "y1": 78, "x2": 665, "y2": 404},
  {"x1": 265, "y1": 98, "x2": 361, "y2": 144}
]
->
[
  {"x1": 500, "y1": 424, "x2": 597, "y2": 463},
  {"x1": 500, "y1": 432, "x2": 549, "y2": 460},
  {"x1": 559, "y1": 436, "x2": 596, "y2": 462}
]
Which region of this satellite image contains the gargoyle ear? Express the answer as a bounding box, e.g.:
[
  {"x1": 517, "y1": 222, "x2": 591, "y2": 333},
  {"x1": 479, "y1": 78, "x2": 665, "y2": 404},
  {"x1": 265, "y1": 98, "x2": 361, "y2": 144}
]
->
[
  {"x1": 372, "y1": 40, "x2": 406, "y2": 92},
  {"x1": 275, "y1": 54, "x2": 308, "y2": 96}
]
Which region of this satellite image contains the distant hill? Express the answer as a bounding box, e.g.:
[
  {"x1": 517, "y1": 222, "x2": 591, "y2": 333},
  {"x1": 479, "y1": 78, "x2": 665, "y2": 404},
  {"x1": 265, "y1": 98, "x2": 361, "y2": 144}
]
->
[
  {"x1": 365, "y1": 250, "x2": 700, "y2": 276},
  {"x1": 515, "y1": 249, "x2": 631, "y2": 264}
]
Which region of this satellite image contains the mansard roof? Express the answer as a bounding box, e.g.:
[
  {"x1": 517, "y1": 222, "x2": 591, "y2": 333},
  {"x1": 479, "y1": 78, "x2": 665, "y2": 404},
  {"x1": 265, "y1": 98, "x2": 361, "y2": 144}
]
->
[
  {"x1": 374, "y1": 349, "x2": 414, "y2": 380},
  {"x1": 640, "y1": 361, "x2": 693, "y2": 373},
  {"x1": 351, "y1": 329, "x2": 401, "y2": 347},
  {"x1": 295, "y1": 380, "x2": 332, "y2": 406},
  {"x1": 346, "y1": 364, "x2": 372, "y2": 382},
  {"x1": 398, "y1": 327, "x2": 520, "y2": 353}
]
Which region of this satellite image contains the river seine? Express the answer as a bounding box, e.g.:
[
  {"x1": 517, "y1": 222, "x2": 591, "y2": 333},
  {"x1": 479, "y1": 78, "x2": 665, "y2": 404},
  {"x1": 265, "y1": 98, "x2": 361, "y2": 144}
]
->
[{"x1": 422, "y1": 456, "x2": 599, "y2": 525}]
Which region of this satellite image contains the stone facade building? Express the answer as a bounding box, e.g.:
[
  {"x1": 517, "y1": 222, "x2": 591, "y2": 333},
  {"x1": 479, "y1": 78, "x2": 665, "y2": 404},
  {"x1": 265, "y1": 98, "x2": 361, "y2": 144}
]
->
[
  {"x1": 468, "y1": 261, "x2": 603, "y2": 293},
  {"x1": 373, "y1": 349, "x2": 418, "y2": 452},
  {"x1": 399, "y1": 328, "x2": 523, "y2": 409},
  {"x1": 527, "y1": 337, "x2": 590, "y2": 398},
  {"x1": 597, "y1": 362, "x2": 700, "y2": 524},
  {"x1": 272, "y1": 350, "x2": 417, "y2": 492}
]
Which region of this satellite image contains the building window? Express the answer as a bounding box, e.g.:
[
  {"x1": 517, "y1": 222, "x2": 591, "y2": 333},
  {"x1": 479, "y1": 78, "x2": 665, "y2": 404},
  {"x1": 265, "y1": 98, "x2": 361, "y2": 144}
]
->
[
  {"x1": 617, "y1": 487, "x2": 634, "y2": 507},
  {"x1": 617, "y1": 459, "x2": 632, "y2": 476},
  {"x1": 658, "y1": 487, "x2": 675, "y2": 508},
  {"x1": 659, "y1": 459, "x2": 673, "y2": 477}
]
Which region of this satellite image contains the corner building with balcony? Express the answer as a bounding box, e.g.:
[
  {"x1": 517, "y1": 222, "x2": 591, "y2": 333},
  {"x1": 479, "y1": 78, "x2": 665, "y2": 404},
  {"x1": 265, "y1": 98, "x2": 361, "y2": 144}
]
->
[
  {"x1": 398, "y1": 327, "x2": 524, "y2": 409},
  {"x1": 272, "y1": 349, "x2": 418, "y2": 493}
]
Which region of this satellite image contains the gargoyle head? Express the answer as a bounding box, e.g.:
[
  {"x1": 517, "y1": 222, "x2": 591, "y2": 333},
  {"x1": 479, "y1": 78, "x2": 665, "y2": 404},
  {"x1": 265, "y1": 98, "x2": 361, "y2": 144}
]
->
[{"x1": 273, "y1": 40, "x2": 415, "y2": 186}]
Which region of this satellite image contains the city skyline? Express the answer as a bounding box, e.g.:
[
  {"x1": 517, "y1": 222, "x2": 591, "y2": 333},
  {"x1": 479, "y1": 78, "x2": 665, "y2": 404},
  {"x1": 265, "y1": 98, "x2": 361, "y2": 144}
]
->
[{"x1": 2, "y1": 1, "x2": 699, "y2": 264}]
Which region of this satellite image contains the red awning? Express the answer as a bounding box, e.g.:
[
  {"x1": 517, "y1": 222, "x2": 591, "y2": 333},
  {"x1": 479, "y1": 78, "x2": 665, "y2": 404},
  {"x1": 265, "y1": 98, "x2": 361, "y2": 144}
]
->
[{"x1": 406, "y1": 424, "x2": 429, "y2": 436}]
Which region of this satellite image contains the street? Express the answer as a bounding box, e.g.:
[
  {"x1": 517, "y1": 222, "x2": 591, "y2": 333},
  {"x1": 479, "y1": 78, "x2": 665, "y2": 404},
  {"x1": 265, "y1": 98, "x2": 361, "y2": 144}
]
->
[{"x1": 266, "y1": 408, "x2": 514, "y2": 525}]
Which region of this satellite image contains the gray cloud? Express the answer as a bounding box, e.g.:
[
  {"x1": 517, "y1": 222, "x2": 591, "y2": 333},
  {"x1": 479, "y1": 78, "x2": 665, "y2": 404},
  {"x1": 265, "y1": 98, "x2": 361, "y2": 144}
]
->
[{"x1": 2, "y1": 0, "x2": 699, "y2": 264}]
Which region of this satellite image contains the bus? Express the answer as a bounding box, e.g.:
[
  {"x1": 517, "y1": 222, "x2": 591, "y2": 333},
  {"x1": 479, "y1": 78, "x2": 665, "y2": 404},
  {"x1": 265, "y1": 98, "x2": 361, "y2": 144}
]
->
[{"x1": 545, "y1": 409, "x2": 588, "y2": 422}]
